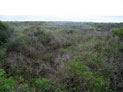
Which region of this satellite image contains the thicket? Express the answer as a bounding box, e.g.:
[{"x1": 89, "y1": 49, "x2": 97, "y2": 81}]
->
[{"x1": 0, "y1": 21, "x2": 123, "y2": 92}]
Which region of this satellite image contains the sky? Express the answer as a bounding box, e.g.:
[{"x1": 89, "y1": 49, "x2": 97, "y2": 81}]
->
[{"x1": 0, "y1": 0, "x2": 123, "y2": 22}]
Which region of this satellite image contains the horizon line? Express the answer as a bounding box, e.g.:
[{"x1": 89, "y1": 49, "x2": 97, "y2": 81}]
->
[{"x1": 0, "y1": 15, "x2": 123, "y2": 23}]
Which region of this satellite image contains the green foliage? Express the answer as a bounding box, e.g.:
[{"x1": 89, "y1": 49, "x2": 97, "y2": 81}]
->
[
  {"x1": 7, "y1": 33, "x2": 29, "y2": 52},
  {"x1": 0, "y1": 69, "x2": 5, "y2": 77},
  {"x1": 63, "y1": 61, "x2": 111, "y2": 92},
  {"x1": 68, "y1": 62, "x2": 89, "y2": 77},
  {"x1": 38, "y1": 34, "x2": 45, "y2": 41},
  {"x1": 42, "y1": 53, "x2": 53, "y2": 63},
  {"x1": 34, "y1": 78, "x2": 51, "y2": 92},
  {"x1": 0, "y1": 22, "x2": 122, "y2": 92},
  {"x1": 0, "y1": 22, "x2": 13, "y2": 46},
  {"x1": 54, "y1": 86, "x2": 66, "y2": 92},
  {"x1": 59, "y1": 48, "x2": 69, "y2": 53},
  {"x1": 112, "y1": 28, "x2": 123, "y2": 39},
  {"x1": 18, "y1": 83, "x2": 29, "y2": 92},
  {"x1": 8, "y1": 38, "x2": 26, "y2": 52},
  {"x1": 59, "y1": 46, "x2": 73, "y2": 53},
  {"x1": 91, "y1": 75, "x2": 111, "y2": 92},
  {"x1": 0, "y1": 69, "x2": 15, "y2": 92},
  {"x1": 0, "y1": 50, "x2": 5, "y2": 55},
  {"x1": 15, "y1": 69, "x2": 25, "y2": 75}
]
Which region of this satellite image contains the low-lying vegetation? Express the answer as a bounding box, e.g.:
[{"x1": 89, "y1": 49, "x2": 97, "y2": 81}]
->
[{"x1": 0, "y1": 21, "x2": 123, "y2": 92}]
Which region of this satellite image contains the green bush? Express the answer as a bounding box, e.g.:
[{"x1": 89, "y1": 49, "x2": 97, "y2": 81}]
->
[
  {"x1": 7, "y1": 35, "x2": 28, "y2": 53},
  {"x1": 8, "y1": 38, "x2": 26, "y2": 52},
  {"x1": 0, "y1": 50, "x2": 5, "y2": 55},
  {"x1": 59, "y1": 48, "x2": 68, "y2": 53},
  {"x1": 0, "y1": 22, "x2": 13, "y2": 46},
  {"x1": 0, "y1": 69, "x2": 15, "y2": 92},
  {"x1": 18, "y1": 83, "x2": 29, "y2": 92},
  {"x1": 68, "y1": 62, "x2": 90, "y2": 77},
  {"x1": 112, "y1": 29, "x2": 123, "y2": 39},
  {"x1": 34, "y1": 78, "x2": 51, "y2": 92},
  {"x1": 38, "y1": 34, "x2": 45, "y2": 41},
  {"x1": 62, "y1": 61, "x2": 111, "y2": 92}
]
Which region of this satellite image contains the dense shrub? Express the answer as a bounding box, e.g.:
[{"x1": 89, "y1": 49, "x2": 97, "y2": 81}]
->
[
  {"x1": 0, "y1": 22, "x2": 122, "y2": 92},
  {"x1": 112, "y1": 28, "x2": 123, "y2": 39},
  {"x1": 61, "y1": 61, "x2": 112, "y2": 92},
  {"x1": 7, "y1": 33, "x2": 30, "y2": 53},
  {"x1": 0, "y1": 69, "x2": 15, "y2": 92},
  {"x1": 34, "y1": 78, "x2": 51, "y2": 92},
  {"x1": 18, "y1": 83, "x2": 30, "y2": 92},
  {"x1": 0, "y1": 22, "x2": 13, "y2": 46}
]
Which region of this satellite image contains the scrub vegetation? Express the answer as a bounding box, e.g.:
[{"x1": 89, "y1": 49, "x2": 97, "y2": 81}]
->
[{"x1": 0, "y1": 21, "x2": 123, "y2": 92}]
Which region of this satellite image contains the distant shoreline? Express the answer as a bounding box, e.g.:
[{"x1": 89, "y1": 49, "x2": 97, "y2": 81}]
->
[{"x1": 0, "y1": 15, "x2": 123, "y2": 23}]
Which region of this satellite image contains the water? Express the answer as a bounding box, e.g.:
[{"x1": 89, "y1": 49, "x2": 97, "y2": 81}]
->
[{"x1": 0, "y1": 15, "x2": 123, "y2": 22}]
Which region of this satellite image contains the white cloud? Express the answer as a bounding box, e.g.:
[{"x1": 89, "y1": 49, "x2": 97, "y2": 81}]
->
[{"x1": 0, "y1": 0, "x2": 123, "y2": 16}]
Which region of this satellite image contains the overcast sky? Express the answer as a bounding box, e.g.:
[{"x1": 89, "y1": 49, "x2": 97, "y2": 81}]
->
[{"x1": 0, "y1": 0, "x2": 123, "y2": 21}]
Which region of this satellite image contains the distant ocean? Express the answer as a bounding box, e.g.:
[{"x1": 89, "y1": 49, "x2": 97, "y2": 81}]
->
[{"x1": 0, "y1": 15, "x2": 123, "y2": 22}]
